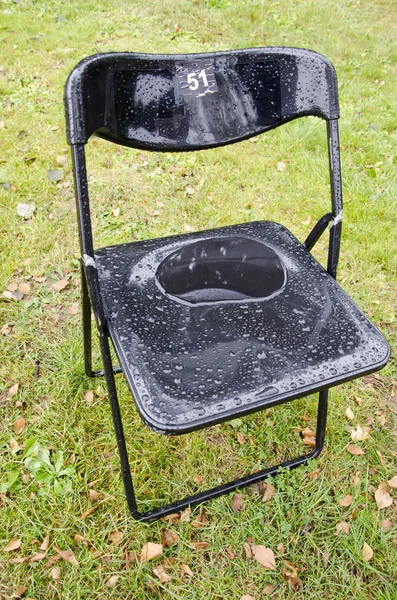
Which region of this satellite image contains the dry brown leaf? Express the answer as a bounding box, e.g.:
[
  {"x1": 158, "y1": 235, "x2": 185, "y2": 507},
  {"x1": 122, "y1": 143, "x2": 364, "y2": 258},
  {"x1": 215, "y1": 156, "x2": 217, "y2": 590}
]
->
[
  {"x1": 346, "y1": 407, "x2": 354, "y2": 420},
  {"x1": 251, "y1": 545, "x2": 276, "y2": 570},
  {"x1": 52, "y1": 279, "x2": 68, "y2": 292},
  {"x1": 376, "y1": 450, "x2": 385, "y2": 465},
  {"x1": 362, "y1": 542, "x2": 373, "y2": 562},
  {"x1": 277, "y1": 543, "x2": 285, "y2": 553},
  {"x1": 262, "y1": 484, "x2": 276, "y2": 503},
  {"x1": 348, "y1": 472, "x2": 360, "y2": 488},
  {"x1": 338, "y1": 494, "x2": 354, "y2": 507},
  {"x1": 192, "y1": 541, "x2": 208, "y2": 551},
  {"x1": 262, "y1": 584, "x2": 275, "y2": 595},
  {"x1": 323, "y1": 551, "x2": 330, "y2": 570},
  {"x1": 283, "y1": 559, "x2": 302, "y2": 590},
  {"x1": 180, "y1": 507, "x2": 191, "y2": 522},
  {"x1": 231, "y1": 493, "x2": 243, "y2": 513},
  {"x1": 8, "y1": 383, "x2": 19, "y2": 396},
  {"x1": 302, "y1": 435, "x2": 316, "y2": 447},
  {"x1": 50, "y1": 565, "x2": 61, "y2": 581},
  {"x1": 80, "y1": 506, "x2": 97, "y2": 520},
  {"x1": 240, "y1": 595, "x2": 255, "y2": 600},
  {"x1": 181, "y1": 564, "x2": 193, "y2": 577},
  {"x1": 139, "y1": 542, "x2": 163, "y2": 563},
  {"x1": 109, "y1": 530, "x2": 123, "y2": 546},
  {"x1": 7, "y1": 283, "x2": 18, "y2": 292},
  {"x1": 19, "y1": 282, "x2": 30, "y2": 294},
  {"x1": 375, "y1": 486, "x2": 393, "y2": 509},
  {"x1": 243, "y1": 542, "x2": 252, "y2": 560},
  {"x1": 347, "y1": 444, "x2": 365, "y2": 456},
  {"x1": 8, "y1": 557, "x2": 29, "y2": 564},
  {"x1": 40, "y1": 531, "x2": 50, "y2": 551},
  {"x1": 381, "y1": 519, "x2": 392, "y2": 531},
  {"x1": 29, "y1": 552, "x2": 47, "y2": 562},
  {"x1": 45, "y1": 554, "x2": 61, "y2": 568},
  {"x1": 105, "y1": 575, "x2": 120, "y2": 588},
  {"x1": 9, "y1": 436, "x2": 19, "y2": 450},
  {"x1": 276, "y1": 161, "x2": 287, "y2": 171},
  {"x1": 388, "y1": 475, "x2": 397, "y2": 489},
  {"x1": 89, "y1": 489, "x2": 100, "y2": 502},
  {"x1": 84, "y1": 390, "x2": 94, "y2": 403},
  {"x1": 3, "y1": 538, "x2": 21, "y2": 552},
  {"x1": 236, "y1": 432, "x2": 246, "y2": 445},
  {"x1": 53, "y1": 546, "x2": 78, "y2": 566},
  {"x1": 14, "y1": 585, "x2": 26, "y2": 597},
  {"x1": 88, "y1": 478, "x2": 101, "y2": 488},
  {"x1": 185, "y1": 186, "x2": 195, "y2": 195},
  {"x1": 307, "y1": 468, "x2": 321, "y2": 480},
  {"x1": 351, "y1": 425, "x2": 371, "y2": 442},
  {"x1": 73, "y1": 534, "x2": 88, "y2": 545},
  {"x1": 162, "y1": 530, "x2": 179, "y2": 547},
  {"x1": 335, "y1": 521, "x2": 350, "y2": 536},
  {"x1": 13, "y1": 417, "x2": 26, "y2": 435},
  {"x1": 193, "y1": 474, "x2": 202, "y2": 486},
  {"x1": 153, "y1": 565, "x2": 171, "y2": 584}
]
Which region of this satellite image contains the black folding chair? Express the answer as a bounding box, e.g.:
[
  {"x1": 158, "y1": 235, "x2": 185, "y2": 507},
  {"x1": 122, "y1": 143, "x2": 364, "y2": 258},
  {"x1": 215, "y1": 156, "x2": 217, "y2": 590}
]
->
[{"x1": 65, "y1": 48, "x2": 389, "y2": 522}]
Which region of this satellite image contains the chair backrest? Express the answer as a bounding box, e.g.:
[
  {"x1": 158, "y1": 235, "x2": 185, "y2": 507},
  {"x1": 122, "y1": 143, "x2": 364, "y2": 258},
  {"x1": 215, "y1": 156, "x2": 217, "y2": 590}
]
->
[{"x1": 65, "y1": 47, "x2": 339, "y2": 151}]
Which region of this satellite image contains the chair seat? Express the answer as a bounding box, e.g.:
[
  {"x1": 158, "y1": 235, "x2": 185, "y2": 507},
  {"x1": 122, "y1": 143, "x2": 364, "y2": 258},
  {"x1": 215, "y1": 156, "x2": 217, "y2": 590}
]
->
[{"x1": 94, "y1": 221, "x2": 389, "y2": 435}]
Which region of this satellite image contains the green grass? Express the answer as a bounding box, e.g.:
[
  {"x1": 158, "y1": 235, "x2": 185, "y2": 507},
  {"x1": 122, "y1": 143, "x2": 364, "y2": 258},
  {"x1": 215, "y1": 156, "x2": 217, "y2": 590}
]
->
[{"x1": 1, "y1": 0, "x2": 396, "y2": 598}]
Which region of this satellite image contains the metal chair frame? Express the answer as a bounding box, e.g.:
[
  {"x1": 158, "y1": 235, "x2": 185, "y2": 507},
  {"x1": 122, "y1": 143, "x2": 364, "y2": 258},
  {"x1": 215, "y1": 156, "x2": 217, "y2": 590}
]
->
[{"x1": 65, "y1": 49, "x2": 386, "y2": 522}]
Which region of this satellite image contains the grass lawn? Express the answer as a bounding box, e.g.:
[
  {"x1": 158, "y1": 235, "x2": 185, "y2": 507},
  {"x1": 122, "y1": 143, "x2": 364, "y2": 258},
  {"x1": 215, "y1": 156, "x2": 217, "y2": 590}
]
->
[{"x1": 1, "y1": 0, "x2": 396, "y2": 598}]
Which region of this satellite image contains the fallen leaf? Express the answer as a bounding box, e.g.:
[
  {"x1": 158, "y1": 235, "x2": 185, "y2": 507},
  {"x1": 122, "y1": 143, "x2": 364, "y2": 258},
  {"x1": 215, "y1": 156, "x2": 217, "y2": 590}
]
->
[
  {"x1": 243, "y1": 542, "x2": 252, "y2": 559},
  {"x1": 346, "y1": 407, "x2": 354, "y2": 420},
  {"x1": 381, "y1": 519, "x2": 392, "y2": 531},
  {"x1": 139, "y1": 542, "x2": 163, "y2": 563},
  {"x1": 80, "y1": 506, "x2": 97, "y2": 520},
  {"x1": 240, "y1": 595, "x2": 255, "y2": 600},
  {"x1": 307, "y1": 468, "x2": 321, "y2": 480},
  {"x1": 193, "y1": 474, "x2": 202, "y2": 486},
  {"x1": 375, "y1": 486, "x2": 393, "y2": 509},
  {"x1": 8, "y1": 383, "x2": 19, "y2": 396},
  {"x1": 33, "y1": 276, "x2": 47, "y2": 283},
  {"x1": 105, "y1": 575, "x2": 119, "y2": 588},
  {"x1": 109, "y1": 530, "x2": 123, "y2": 546},
  {"x1": 50, "y1": 565, "x2": 61, "y2": 580},
  {"x1": 153, "y1": 565, "x2": 171, "y2": 584},
  {"x1": 376, "y1": 450, "x2": 385, "y2": 465},
  {"x1": 40, "y1": 531, "x2": 50, "y2": 551},
  {"x1": 73, "y1": 534, "x2": 88, "y2": 545},
  {"x1": 335, "y1": 521, "x2": 350, "y2": 536},
  {"x1": 362, "y1": 542, "x2": 373, "y2": 562},
  {"x1": 283, "y1": 559, "x2": 302, "y2": 590},
  {"x1": 236, "y1": 432, "x2": 246, "y2": 445},
  {"x1": 351, "y1": 425, "x2": 371, "y2": 442},
  {"x1": 89, "y1": 489, "x2": 100, "y2": 502},
  {"x1": 262, "y1": 484, "x2": 276, "y2": 503},
  {"x1": 52, "y1": 279, "x2": 68, "y2": 292},
  {"x1": 347, "y1": 444, "x2": 365, "y2": 456},
  {"x1": 180, "y1": 507, "x2": 191, "y2": 522},
  {"x1": 161, "y1": 530, "x2": 179, "y2": 547},
  {"x1": 192, "y1": 541, "x2": 208, "y2": 551},
  {"x1": 56, "y1": 155, "x2": 67, "y2": 167},
  {"x1": 16, "y1": 202, "x2": 36, "y2": 219},
  {"x1": 45, "y1": 554, "x2": 61, "y2": 568},
  {"x1": 350, "y1": 471, "x2": 361, "y2": 486},
  {"x1": 13, "y1": 417, "x2": 26, "y2": 435},
  {"x1": 277, "y1": 543, "x2": 285, "y2": 553},
  {"x1": 185, "y1": 186, "x2": 195, "y2": 195},
  {"x1": 3, "y1": 538, "x2": 21, "y2": 552},
  {"x1": 231, "y1": 493, "x2": 243, "y2": 513},
  {"x1": 29, "y1": 552, "x2": 47, "y2": 562},
  {"x1": 47, "y1": 169, "x2": 64, "y2": 182},
  {"x1": 323, "y1": 551, "x2": 330, "y2": 569},
  {"x1": 7, "y1": 282, "x2": 18, "y2": 291},
  {"x1": 14, "y1": 585, "x2": 26, "y2": 597},
  {"x1": 251, "y1": 545, "x2": 276, "y2": 570},
  {"x1": 183, "y1": 224, "x2": 192, "y2": 232},
  {"x1": 53, "y1": 545, "x2": 78, "y2": 566},
  {"x1": 19, "y1": 282, "x2": 30, "y2": 294},
  {"x1": 84, "y1": 390, "x2": 94, "y2": 403},
  {"x1": 276, "y1": 161, "x2": 287, "y2": 171},
  {"x1": 3, "y1": 290, "x2": 24, "y2": 301},
  {"x1": 112, "y1": 207, "x2": 120, "y2": 217},
  {"x1": 181, "y1": 563, "x2": 193, "y2": 576},
  {"x1": 262, "y1": 584, "x2": 275, "y2": 595},
  {"x1": 338, "y1": 494, "x2": 354, "y2": 507},
  {"x1": 388, "y1": 475, "x2": 397, "y2": 489}
]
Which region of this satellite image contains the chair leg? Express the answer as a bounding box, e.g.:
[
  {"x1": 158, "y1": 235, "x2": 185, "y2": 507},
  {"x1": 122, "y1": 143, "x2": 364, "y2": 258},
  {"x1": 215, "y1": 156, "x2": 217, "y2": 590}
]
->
[
  {"x1": 98, "y1": 342, "x2": 330, "y2": 522},
  {"x1": 81, "y1": 264, "x2": 93, "y2": 377},
  {"x1": 81, "y1": 264, "x2": 122, "y2": 378}
]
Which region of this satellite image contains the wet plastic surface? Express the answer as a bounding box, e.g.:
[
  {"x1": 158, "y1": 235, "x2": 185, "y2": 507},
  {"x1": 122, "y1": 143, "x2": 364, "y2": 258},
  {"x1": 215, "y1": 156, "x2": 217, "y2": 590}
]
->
[
  {"x1": 65, "y1": 48, "x2": 339, "y2": 150},
  {"x1": 95, "y1": 221, "x2": 389, "y2": 434}
]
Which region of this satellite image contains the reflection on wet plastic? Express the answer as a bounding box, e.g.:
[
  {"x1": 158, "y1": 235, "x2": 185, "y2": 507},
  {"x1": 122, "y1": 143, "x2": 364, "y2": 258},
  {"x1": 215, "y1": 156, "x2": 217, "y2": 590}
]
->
[{"x1": 156, "y1": 236, "x2": 286, "y2": 304}]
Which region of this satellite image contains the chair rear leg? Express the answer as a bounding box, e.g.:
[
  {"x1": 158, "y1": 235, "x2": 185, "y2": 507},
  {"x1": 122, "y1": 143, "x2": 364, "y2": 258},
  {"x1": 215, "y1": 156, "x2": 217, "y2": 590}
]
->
[{"x1": 81, "y1": 263, "x2": 93, "y2": 377}]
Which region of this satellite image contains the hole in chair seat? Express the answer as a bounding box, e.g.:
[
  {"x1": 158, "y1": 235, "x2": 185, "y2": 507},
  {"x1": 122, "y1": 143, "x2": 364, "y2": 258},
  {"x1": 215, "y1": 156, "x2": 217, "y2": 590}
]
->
[{"x1": 156, "y1": 236, "x2": 286, "y2": 304}]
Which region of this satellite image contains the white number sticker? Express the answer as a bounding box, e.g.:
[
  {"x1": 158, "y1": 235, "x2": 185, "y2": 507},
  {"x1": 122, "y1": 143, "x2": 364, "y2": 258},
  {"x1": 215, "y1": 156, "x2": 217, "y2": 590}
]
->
[{"x1": 176, "y1": 61, "x2": 218, "y2": 97}]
